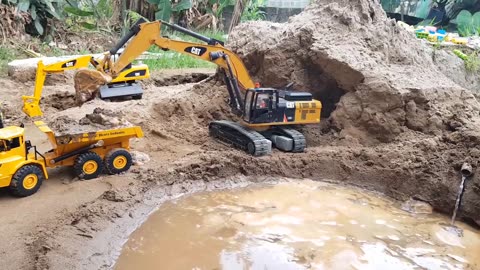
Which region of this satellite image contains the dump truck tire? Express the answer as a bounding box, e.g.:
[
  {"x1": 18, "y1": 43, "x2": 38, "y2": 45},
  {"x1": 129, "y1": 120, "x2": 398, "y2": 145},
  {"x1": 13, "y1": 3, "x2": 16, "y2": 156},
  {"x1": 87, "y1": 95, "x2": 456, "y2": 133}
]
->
[
  {"x1": 74, "y1": 152, "x2": 104, "y2": 180},
  {"x1": 10, "y1": 165, "x2": 44, "y2": 197},
  {"x1": 104, "y1": 149, "x2": 132, "y2": 175}
]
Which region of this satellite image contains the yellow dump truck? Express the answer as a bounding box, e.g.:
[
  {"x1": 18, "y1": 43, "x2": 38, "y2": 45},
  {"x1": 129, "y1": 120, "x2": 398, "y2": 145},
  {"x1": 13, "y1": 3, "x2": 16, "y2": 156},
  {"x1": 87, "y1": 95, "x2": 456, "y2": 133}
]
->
[{"x1": 0, "y1": 121, "x2": 144, "y2": 197}]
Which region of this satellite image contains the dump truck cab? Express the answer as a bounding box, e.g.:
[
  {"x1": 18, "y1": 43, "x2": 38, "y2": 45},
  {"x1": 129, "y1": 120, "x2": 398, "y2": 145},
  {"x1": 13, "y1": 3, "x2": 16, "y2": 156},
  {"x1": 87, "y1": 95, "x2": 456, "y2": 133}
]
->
[{"x1": 0, "y1": 126, "x2": 48, "y2": 196}]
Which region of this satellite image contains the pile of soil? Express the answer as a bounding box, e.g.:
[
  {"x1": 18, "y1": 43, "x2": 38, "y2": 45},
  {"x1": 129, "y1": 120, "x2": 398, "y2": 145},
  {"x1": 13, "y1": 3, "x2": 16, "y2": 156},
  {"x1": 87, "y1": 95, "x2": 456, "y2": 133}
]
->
[
  {"x1": 49, "y1": 108, "x2": 133, "y2": 135},
  {"x1": 227, "y1": 0, "x2": 480, "y2": 220},
  {"x1": 228, "y1": 0, "x2": 480, "y2": 144}
]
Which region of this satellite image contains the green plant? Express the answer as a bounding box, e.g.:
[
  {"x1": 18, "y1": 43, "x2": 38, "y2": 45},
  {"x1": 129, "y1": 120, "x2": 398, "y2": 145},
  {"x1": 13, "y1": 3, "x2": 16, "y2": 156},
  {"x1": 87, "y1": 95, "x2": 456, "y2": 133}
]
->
[
  {"x1": 147, "y1": 0, "x2": 192, "y2": 22},
  {"x1": 0, "y1": 46, "x2": 18, "y2": 76},
  {"x1": 208, "y1": 0, "x2": 233, "y2": 21},
  {"x1": 241, "y1": 0, "x2": 266, "y2": 22},
  {"x1": 464, "y1": 51, "x2": 480, "y2": 73},
  {"x1": 456, "y1": 10, "x2": 480, "y2": 37},
  {"x1": 64, "y1": 0, "x2": 114, "y2": 30},
  {"x1": 2, "y1": 0, "x2": 63, "y2": 35}
]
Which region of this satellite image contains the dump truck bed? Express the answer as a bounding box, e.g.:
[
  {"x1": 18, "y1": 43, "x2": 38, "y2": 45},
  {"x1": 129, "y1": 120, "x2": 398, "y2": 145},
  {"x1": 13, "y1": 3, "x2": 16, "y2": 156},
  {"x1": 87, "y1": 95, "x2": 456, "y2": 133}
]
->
[{"x1": 34, "y1": 121, "x2": 144, "y2": 167}]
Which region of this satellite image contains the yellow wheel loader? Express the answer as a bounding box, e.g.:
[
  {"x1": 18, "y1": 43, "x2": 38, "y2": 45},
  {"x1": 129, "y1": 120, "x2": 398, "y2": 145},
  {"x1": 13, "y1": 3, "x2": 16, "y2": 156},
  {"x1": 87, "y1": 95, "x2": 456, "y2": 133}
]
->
[{"x1": 0, "y1": 116, "x2": 143, "y2": 197}]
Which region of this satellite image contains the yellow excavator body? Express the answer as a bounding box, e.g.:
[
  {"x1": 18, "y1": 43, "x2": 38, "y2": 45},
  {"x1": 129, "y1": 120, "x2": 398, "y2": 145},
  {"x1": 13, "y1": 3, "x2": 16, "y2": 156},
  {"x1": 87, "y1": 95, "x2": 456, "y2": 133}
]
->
[{"x1": 22, "y1": 54, "x2": 150, "y2": 118}]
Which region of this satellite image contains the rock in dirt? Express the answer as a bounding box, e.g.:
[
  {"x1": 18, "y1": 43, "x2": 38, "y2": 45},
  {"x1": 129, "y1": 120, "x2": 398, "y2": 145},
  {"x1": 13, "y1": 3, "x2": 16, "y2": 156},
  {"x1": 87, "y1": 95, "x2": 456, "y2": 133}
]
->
[
  {"x1": 131, "y1": 151, "x2": 150, "y2": 166},
  {"x1": 79, "y1": 107, "x2": 130, "y2": 127},
  {"x1": 401, "y1": 198, "x2": 433, "y2": 214},
  {"x1": 228, "y1": 0, "x2": 480, "y2": 144}
]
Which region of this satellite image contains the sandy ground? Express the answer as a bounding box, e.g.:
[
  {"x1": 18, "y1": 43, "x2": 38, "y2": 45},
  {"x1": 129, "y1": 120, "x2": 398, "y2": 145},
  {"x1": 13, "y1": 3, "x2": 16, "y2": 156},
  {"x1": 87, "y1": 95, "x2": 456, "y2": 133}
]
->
[{"x1": 0, "y1": 67, "x2": 478, "y2": 269}]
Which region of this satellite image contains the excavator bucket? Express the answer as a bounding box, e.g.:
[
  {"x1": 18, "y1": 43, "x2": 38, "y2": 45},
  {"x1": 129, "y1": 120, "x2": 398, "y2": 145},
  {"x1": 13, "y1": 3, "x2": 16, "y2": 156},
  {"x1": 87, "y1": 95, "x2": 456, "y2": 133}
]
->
[
  {"x1": 73, "y1": 69, "x2": 112, "y2": 105},
  {"x1": 22, "y1": 96, "x2": 42, "y2": 118}
]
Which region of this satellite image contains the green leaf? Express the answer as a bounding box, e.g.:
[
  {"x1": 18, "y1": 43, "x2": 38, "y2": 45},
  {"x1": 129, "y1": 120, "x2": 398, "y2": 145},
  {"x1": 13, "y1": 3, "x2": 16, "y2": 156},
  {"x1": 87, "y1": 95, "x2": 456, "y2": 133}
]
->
[
  {"x1": 64, "y1": 6, "x2": 94, "y2": 16},
  {"x1": 17, "y1": 0, "x2": 30, "y2": 12},
  {"x1": 44, "y1": 0, "x2": 57, "y2": 13},
  {"x1": 80, "y1": 22, "x2": 97, "y2": 30},
  {"x1": 46, "y1": 8, "x2": 61, "y2": 19},
  {"x1": 172, "y1": 0, "x2": 191, "y2": 11},
  {"x1": 30, "y1": 5, "x2": 37, "y2": 20},
  {"x1": 34, "y1": 19, "x2": 44, "y2": 35},
  {"x1": 7, "y1": 0, "x2": 18, "y2": 4},
  {"x1": 473, "y1": 12, "x2": 480, "y2": 28},
  {"x1": 456, "y1": 10, "x2": 473, "y2": 29},
  {"x1": 154, "y1": 0, "x2": 172, "y2": 21}
]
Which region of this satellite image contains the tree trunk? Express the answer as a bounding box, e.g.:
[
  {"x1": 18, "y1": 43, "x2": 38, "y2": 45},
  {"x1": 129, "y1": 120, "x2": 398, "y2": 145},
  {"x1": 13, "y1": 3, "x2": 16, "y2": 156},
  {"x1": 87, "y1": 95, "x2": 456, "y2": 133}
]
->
[{"x1": 229, "y1": 0, "x2": 248, "y2": 33}]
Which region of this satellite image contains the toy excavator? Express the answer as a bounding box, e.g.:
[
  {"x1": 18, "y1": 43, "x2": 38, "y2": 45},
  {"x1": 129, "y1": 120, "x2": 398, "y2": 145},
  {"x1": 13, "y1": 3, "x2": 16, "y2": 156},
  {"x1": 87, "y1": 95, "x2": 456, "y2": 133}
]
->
[
  {"x1": 70, "y1": 19, "x2": 321, "y2": 156},
  {"x1": 22, "y1": 52, "x2": 150, "y2": 118}
]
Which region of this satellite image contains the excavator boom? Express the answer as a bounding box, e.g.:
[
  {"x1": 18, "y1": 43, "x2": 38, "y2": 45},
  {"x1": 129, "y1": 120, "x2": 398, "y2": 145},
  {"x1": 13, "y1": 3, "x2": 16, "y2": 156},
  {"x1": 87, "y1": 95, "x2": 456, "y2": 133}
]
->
[
  {"x1": 109, "y1": 20, "x2": 255, "y2": 89},
  {"x1": 107, "y1": 20, "x2": 255, "y2": 114}
]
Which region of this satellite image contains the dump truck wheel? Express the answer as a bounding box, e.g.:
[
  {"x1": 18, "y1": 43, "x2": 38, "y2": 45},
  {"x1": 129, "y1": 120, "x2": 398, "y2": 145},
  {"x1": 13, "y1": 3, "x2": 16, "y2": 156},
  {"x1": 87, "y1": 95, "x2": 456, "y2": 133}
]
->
[
  {"x1": 104, "y1": 149, "x2": 132, "y2": 175},
  {"x1": 74, "y1": 152, "x2": 104, "y2": 180},
  {"x1": 10, "y1": 165, "x2": 44, "y2": 197}
]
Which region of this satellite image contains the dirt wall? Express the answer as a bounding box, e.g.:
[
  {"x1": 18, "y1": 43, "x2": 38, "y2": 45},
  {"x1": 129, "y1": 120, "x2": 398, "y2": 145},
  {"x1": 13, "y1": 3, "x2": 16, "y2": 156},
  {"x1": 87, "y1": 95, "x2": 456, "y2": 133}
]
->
[
  {"x1": 228, "y1": 0, "x2": 480, "y2": 144},
  {"x1": 227, "y1": 0, "x2": 480, "y2": 221}
]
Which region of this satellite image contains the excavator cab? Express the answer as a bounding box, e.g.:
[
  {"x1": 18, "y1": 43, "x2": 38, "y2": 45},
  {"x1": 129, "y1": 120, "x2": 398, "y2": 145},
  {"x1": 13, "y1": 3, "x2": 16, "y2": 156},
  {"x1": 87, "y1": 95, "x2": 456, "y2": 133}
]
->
[{"x1": 243, "y1": 89, "x2": 279, "y2": 124}]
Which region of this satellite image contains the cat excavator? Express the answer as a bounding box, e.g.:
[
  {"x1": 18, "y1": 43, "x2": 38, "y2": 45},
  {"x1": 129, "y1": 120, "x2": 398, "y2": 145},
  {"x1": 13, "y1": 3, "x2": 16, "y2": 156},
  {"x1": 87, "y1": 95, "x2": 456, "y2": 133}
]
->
[
  {"x1": 84, "y1": 19, "x2": 322, "y2": 156},
  {"x1": 22, "y1": 52, "x2": 150, "y2": 118}
]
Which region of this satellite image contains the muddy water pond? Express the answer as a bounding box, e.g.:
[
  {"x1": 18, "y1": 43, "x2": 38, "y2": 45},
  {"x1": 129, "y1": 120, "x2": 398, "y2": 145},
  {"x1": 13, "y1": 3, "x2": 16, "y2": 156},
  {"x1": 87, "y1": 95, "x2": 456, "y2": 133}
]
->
[{"x1": 114, "y1": 180, "x2": 480, "y2": 270}]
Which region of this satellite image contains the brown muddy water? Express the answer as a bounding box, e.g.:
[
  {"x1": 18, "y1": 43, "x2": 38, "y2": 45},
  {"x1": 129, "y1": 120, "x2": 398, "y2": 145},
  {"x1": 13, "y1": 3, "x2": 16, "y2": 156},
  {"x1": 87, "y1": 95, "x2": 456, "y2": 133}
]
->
[{"x1": 114, "y1": 180, "x2": 480, "y2": 270}]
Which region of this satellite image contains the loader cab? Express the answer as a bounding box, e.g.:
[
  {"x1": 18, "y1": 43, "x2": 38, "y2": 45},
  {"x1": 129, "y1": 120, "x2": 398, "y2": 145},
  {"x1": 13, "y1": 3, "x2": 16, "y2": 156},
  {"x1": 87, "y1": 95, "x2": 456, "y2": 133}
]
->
[{"x1": 243, "y1": 89, "x2": 279, "y2": 124}]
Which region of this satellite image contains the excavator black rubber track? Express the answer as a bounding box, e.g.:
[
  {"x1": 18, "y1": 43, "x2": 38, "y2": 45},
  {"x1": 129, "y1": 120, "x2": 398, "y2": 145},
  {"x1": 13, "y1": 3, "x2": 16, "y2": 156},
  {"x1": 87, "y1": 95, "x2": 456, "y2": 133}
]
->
[
  {"x1": 261, "y1": 127, "x2": 306, "y2": 153},
  {"x1": 209, "y1": 120, "x2": 272, "y2": 156}
]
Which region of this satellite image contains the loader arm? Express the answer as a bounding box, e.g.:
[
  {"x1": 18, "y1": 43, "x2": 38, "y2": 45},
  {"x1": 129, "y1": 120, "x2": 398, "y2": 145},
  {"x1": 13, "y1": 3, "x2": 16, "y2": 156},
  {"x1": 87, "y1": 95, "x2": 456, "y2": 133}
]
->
[{"x1": 22, "y1": 55, "x2": 94, "y2": 117}]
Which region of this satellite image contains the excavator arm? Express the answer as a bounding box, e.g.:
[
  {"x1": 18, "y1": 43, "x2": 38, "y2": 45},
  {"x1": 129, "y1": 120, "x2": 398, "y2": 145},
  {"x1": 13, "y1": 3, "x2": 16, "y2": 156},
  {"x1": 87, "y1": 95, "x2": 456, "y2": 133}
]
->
[
  {"x1": 22, "y1": 55, "x2": 95, "y2": 117},
  {"x1": 106, "y1": 20, "x2": 256, "y2": 114}
]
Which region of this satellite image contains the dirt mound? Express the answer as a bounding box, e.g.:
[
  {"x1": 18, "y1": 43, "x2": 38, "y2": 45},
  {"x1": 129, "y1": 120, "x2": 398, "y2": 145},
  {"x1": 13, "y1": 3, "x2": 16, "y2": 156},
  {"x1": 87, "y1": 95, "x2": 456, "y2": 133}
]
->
[
  {"x1": 228, "y1": 0, "x2": 480, "y2": 144},
  {"x1": 226, "y1": 0, "x2": 480, "y2": 222},
  {"x1": 49, "y1": 108, "x2": 132, "y2": 136},
  {"x1": 42, "y1": 91, "x2": 77, "y2": 111}
]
